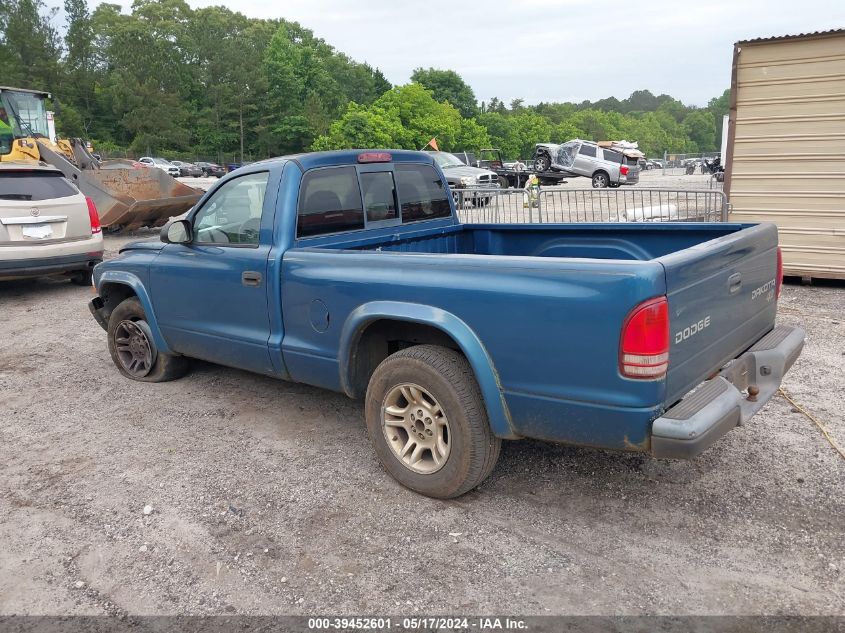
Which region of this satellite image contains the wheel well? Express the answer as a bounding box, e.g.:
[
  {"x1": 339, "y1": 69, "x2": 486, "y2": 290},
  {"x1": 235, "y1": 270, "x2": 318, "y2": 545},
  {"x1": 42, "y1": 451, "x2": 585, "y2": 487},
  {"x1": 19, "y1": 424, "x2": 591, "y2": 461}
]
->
[
  {"x1": 349, "y1": 320, "x2": 462, "y2": 398},
  {"x1": 593, "y1": 169, "x2": 609, "y2": 178},
  {"x1": 99, "y1": 283, "x2": 137, "y2": 323}
]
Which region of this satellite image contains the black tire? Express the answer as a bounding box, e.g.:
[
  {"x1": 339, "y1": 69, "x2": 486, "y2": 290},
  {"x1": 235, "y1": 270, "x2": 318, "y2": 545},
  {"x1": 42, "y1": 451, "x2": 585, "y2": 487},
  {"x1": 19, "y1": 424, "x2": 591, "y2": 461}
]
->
[
  {"x1": 534, "y1": 153, "x2": 551, "y2": 172},
  {"x1": 365, "y1": 345, "x2": 501, "y2": 499},
  {"x1": 69, "y1": 270, "x2": 93, "y2": 286},
  {"x1": 107, "y1": 297, "x2": 189, "y2": 383},
  {"x1": 592, "y1": 171, "x2": 609, "y2": 188}
]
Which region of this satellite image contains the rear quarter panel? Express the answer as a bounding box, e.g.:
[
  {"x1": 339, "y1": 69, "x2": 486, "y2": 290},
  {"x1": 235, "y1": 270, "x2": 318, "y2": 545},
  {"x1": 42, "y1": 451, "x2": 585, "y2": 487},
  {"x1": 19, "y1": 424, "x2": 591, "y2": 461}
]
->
[{"x1": 280, "y1": 250, "x2": 668, "y2": 449}]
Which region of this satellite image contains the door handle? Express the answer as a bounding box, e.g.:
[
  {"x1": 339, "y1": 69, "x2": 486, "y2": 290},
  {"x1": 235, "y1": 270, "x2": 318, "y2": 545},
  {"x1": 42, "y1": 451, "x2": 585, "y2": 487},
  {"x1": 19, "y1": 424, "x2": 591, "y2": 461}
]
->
[
  {"x1": 242, "y1": 271, "x2": 262, "y2": 287},
  {"x1": 728, "y1": 272, "x2": 742, "y2": 294}
]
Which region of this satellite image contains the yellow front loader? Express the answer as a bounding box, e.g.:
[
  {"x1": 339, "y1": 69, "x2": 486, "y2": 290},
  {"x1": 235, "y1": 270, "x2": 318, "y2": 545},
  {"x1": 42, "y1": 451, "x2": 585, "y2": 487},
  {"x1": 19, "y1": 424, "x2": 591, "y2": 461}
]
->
[{"x1": 0, "y1": 86, "x2": 202, "y2": 230}]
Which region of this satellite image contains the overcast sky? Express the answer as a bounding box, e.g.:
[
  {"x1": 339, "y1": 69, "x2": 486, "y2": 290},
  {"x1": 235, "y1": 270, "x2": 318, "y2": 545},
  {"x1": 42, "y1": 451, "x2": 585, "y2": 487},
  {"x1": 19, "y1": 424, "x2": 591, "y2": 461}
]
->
[{"x1": 51, "y1": 0, "x2": 845, "y2": 107}]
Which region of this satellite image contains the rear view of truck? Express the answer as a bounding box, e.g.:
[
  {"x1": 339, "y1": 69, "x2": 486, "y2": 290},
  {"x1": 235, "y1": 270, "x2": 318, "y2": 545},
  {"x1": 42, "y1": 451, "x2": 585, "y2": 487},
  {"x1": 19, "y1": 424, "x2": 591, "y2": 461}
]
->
[{"x1": 640, "y1": 223, "x2": 804, "y2": 457}]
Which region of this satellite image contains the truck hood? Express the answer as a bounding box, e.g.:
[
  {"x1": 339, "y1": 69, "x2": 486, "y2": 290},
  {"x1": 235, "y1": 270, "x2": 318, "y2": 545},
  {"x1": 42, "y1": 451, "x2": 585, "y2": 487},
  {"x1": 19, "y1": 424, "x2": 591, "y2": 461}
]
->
[
  {"x1": 440, "y1": 165, "x2": 497, "y2": 179},
  {"x1": 119, "y1": 239, "x2": 165, "y2": 254}
]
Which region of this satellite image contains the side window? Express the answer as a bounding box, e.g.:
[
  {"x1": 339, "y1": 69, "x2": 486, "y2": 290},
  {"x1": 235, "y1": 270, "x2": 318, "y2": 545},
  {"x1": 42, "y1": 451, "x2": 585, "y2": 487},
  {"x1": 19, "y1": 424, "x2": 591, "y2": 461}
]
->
[
  {"x1": 578, "y1": 144, "x2": 597, "y2": 158},
  {"x1": 360, "y1": 171, "x2": 397, "y2": 223},
  {"x1": 193, "y1": 171, "x2": 269, "y2": 245},
  {"x1": 603, "y1": 149, "x2": 623, "y2": 163},
  {"x1": 395, "y1": 164, "x2": 452, "y2": 222},
  {"x1": 297, "y1": 166, "x2": 364, "y2": 237}
]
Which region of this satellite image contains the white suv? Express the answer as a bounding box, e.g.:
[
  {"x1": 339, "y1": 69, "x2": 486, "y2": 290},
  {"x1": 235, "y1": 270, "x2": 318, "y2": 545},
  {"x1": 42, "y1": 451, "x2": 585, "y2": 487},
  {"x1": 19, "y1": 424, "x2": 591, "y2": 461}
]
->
[
  {"x1": 138, "y1": 157, "x2": 181, "y2": 178},
  {"x1": 0, "y1": 162, "x2": 104, "y2": 284}
]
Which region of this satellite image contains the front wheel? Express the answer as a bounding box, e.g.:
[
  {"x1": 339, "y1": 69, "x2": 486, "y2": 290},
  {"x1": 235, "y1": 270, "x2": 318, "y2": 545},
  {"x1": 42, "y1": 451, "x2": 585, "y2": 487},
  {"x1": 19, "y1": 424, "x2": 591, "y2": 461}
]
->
[
  {"x1": 365, "y1": 345, "x2": 501, "y2": 499},
  {"x1": 107, "y1": 297, "x2": 189, "y2": 382},
  {"x1": 69, "y1": 270, "x2": 93, "y2": 286}
]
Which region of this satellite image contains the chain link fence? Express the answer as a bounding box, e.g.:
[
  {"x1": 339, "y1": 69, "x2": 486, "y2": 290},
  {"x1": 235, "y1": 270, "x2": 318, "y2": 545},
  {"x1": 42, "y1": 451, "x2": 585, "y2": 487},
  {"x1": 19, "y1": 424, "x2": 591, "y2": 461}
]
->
[{"x1": 454, "y1": 187, "x2": 728, "y2": 224}]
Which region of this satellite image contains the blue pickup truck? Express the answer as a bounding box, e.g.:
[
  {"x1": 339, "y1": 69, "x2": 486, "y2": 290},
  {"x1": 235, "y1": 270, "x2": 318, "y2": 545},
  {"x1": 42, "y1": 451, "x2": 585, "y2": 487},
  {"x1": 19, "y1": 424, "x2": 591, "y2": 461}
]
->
[{"x1": 89, "y1": 150, "x2": 805, "y2": 498}]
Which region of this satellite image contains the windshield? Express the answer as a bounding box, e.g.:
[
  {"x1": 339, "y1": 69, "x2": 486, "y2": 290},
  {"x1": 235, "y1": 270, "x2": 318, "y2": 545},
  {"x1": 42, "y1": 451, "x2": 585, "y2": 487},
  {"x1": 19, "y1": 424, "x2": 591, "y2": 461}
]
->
[
  {"x1": 430, "y1": 152, "x2": 465, "y2": 169},
  {"x1": 0, "y1": 90, "x2": 49, "y2": 142}
]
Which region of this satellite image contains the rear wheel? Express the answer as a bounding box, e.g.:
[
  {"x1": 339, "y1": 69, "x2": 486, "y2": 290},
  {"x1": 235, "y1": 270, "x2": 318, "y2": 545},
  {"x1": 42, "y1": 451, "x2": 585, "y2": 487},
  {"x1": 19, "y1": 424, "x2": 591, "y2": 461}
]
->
[
  {"x1": 592, "y1": 172, "x2": 609, "y2": 188},
  {"x1": 107, "y1": 297, "x2": 189, "y2": 382},
  {"x1": 69, "y1": 270, "x2": 93, "y2": 286},
  {"x1": 365, "y1": 345, "x2": 501, "y2": 498}
]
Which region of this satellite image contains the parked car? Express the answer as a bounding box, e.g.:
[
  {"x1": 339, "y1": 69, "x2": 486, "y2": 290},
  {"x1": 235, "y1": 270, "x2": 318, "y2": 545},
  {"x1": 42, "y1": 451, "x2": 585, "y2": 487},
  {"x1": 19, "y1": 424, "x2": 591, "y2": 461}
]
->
[
  {"x1": 0, "y1": 162, "x2": 103, "y2": 284},
  {"x1": 427, "y1": 151, "x2": 500, "y2": 202},
  {"x1": 171, "y1": 161, "x2": 202, "y2": 178},
  {"x1": 138, "y1": 157, "x2": 180, "y2": 178},
  {"x1": 89, "y1": 149, "x2": 803, "y2": 499},
  {"x1": 532, "y1": 140, "x2": 636, "y2": 187},
  {"x1": 195, "y1": 162, "x2": 226, "y2": 178},
  {"x1": 645, "y1": 159, "x2": 663, "y2": 170}
]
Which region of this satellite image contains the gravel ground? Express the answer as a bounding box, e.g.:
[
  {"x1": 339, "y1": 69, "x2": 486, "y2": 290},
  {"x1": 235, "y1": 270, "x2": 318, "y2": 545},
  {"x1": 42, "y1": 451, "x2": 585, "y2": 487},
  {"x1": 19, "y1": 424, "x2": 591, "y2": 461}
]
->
[{"x1": 1, "y1": 215, "x2": 844, "y2": 617}]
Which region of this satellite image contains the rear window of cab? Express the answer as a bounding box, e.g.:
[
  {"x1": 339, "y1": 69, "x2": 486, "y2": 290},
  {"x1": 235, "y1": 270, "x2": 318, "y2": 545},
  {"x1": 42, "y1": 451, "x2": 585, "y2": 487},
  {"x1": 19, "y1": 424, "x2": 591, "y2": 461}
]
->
[
  {"x1": 297, "y1": 163, "x2": 451, "y2": 238},
  {"x1": 0, "y1": 171, "x2": 78, "y2": 201}
]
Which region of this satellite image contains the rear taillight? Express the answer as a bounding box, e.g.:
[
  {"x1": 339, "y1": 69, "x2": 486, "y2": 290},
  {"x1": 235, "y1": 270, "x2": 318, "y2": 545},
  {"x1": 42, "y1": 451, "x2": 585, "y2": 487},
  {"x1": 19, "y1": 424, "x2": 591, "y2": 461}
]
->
[
  {"x1": 620, "y1": 165, "x2": 629, "y2": 176},
  {"x1": 620, "y1": 296, "x2": 669, "y2": 379},
  {"x1": 86, "y1": 197, "x2": 102, "y2": 234},
  {"x1": 776, "y1": 247, "x2": 783, "y2": 298}
]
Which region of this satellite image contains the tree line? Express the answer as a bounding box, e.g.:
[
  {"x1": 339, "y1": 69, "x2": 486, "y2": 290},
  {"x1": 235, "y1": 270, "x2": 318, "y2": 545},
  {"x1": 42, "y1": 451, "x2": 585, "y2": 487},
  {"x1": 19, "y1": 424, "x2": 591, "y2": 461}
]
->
[{"x1": 1, "y1": 0, "x2": 729, "y2": 162}]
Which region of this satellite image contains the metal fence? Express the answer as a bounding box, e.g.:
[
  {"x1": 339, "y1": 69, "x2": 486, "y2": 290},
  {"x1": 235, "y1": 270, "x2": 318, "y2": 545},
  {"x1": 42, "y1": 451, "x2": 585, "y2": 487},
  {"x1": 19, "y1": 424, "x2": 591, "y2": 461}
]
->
[{"x1": 454, "y1": 187, "x2": 728, "y2": 224}]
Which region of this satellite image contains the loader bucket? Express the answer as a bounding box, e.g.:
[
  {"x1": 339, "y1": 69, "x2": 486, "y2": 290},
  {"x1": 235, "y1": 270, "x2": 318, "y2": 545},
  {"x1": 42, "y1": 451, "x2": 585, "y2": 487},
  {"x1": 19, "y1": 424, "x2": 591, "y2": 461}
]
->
[
  {"x1": 35, "y1": 142, "x2": 203, "y2": 230},
  {"x1": 84, "y1": 162, "x2": 203, "y2": 230}
]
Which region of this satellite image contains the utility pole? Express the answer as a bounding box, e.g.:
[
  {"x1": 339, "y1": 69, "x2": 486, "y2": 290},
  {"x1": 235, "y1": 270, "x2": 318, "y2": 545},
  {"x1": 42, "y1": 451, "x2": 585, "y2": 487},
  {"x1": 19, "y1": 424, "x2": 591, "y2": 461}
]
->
[{"x1": 239, "y1": 102, "x2": 244, "y2": 164}]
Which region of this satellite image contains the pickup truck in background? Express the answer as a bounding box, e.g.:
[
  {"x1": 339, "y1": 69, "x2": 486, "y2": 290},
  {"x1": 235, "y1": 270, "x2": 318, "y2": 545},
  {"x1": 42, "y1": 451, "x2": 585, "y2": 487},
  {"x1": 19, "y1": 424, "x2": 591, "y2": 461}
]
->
[{"x1": 88, "y1": 150, "x2": 805, "y2": 499}]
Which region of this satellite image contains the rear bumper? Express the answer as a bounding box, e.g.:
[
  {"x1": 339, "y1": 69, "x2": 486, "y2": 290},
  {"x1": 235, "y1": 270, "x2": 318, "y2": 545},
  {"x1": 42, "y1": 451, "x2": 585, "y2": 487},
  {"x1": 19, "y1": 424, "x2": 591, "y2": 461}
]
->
[
  {"x1": 0, "y1": 252, "x2": 102, "y2": 280},
  {"x1": 651, "y1": 325, "x2": 805, "y2": 459}
]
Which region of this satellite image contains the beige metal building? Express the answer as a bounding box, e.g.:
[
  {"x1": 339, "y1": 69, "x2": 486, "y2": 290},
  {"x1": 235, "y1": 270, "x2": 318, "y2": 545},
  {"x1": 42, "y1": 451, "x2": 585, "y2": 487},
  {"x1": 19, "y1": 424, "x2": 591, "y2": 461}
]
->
[{"x1": 724, "y1": 29, "x2": 845, "y2": 280}]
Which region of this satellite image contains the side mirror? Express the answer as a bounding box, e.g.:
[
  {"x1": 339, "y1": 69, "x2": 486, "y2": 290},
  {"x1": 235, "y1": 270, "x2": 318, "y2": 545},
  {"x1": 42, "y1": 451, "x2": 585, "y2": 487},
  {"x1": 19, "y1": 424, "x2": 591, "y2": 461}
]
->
[{"x1": 161, "y1": 219, "x2": 191, "y2": 244}]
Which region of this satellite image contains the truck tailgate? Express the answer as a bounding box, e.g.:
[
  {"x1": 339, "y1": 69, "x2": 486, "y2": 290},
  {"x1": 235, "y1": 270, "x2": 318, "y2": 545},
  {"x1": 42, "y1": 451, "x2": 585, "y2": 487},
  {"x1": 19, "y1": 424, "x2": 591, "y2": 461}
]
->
[{"x1": 659, "y1": 223, "x2": 780, "y2": 405}]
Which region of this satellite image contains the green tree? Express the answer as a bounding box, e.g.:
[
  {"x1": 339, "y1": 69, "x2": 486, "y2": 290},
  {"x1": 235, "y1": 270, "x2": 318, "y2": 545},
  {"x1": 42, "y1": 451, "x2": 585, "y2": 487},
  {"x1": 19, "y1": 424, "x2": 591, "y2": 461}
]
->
[
  {"x1": 264, "y1": 21, "x2": 392, "y2": 153},
  {"x1": 682, "y1": 110, "x2": 717, "y2": 152},
  {"x1": 0, "y1": 0, "x2": 62, "y2": 91},
  {"x1": 707, "y1": 88, "x2": 730, "y2": 147},
  {"x1": 313, "y1": 83, "x2": 468, "y2": 152},
  {"x1": 410, "y1": 68, "x2": 477, "y2": 118}
]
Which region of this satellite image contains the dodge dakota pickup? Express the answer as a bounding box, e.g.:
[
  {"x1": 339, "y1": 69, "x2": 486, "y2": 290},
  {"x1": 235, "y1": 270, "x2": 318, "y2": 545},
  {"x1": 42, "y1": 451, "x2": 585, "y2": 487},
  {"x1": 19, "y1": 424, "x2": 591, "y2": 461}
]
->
[{"x1": 89, "y1": 150, "x2": 805, "y2": 498}]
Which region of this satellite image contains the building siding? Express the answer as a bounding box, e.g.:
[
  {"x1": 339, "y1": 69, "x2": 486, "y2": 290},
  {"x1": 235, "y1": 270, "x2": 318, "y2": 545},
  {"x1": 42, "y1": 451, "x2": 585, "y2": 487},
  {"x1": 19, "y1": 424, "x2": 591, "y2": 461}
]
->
[{"x1": 726, "y1": 32, "x2": 845, "y2": 279}]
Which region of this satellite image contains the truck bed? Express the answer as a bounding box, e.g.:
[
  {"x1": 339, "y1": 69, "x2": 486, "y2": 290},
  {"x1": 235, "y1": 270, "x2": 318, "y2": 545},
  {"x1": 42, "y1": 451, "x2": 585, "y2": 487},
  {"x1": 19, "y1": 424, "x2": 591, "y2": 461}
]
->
[{"x1": 284, "y1": 221, "x2": 779, "y2": 449}]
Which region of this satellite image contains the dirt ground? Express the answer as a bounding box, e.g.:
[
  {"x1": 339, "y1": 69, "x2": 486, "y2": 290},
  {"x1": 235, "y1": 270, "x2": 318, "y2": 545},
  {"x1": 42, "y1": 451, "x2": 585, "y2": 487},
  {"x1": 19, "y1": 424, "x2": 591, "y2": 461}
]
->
[{"x1": 1, "y1": 219, "x2": 844, "y2": 617}]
